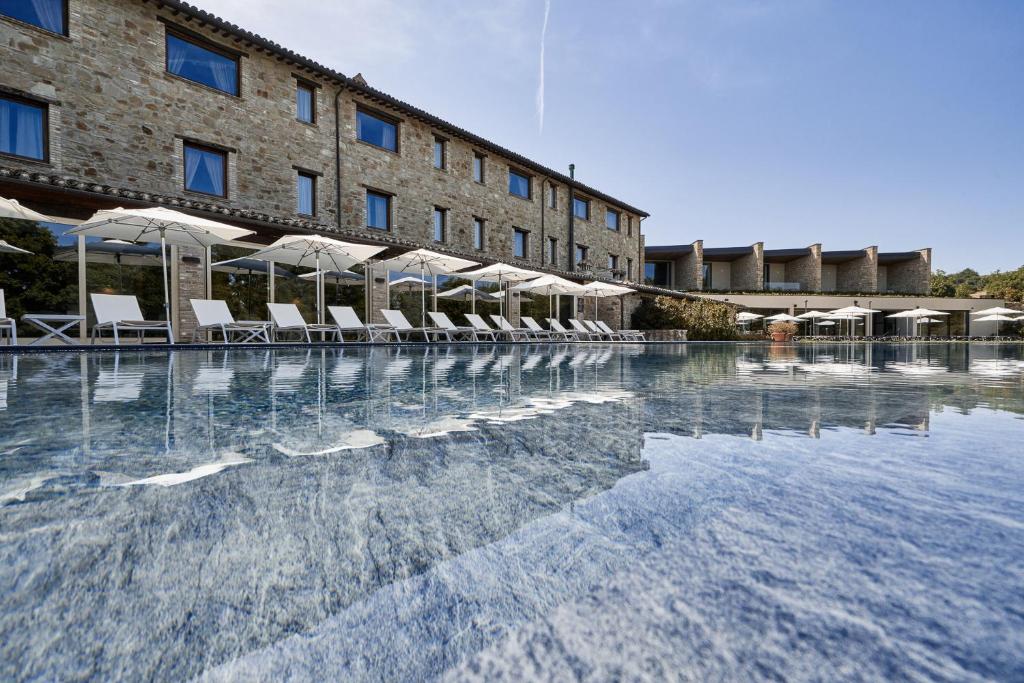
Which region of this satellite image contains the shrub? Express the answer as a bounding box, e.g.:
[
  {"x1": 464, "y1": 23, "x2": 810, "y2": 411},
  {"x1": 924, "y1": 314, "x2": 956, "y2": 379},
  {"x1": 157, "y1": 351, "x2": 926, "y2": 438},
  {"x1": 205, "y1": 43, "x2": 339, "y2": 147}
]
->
[
  {"x1": 767, "y1": 321, "x2": 797, "y2": 335},
  {"x1": 631, "y1": 295, "x2": 737, "y2": 340}
]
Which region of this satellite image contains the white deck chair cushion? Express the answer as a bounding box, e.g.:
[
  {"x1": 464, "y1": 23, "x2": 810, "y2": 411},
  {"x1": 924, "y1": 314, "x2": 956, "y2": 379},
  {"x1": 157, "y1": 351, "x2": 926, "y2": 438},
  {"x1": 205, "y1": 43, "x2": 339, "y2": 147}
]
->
[
  {"x1": 584, "y1": 320, "x2": 603, "y2": 332},
  {"x1": 547, "y1": 318, "x2": 570, "y2": 333},
  {"x1": 91, "y1": 294, "x2": 146, "y2": 324},
  {"x1": 0, "y1": 289, "x2": 6, "y2": 319},
  {"x1": 520, "y1": 317, "x2": 544, "y2": 332},
  {"x1": 569, "y1": 319, "x2": 591, "y2": 333},
  {"x1": 329, "y1": 306, "x2": 365, "y2": 329},
  {"x1": 490, "y1": 315, "x2": 516, "y2": 331},
  {"x1": 428, "y1": 312, "x2": 457, "y2": 330},
  {"x1": 596, "y1": 320, "x2": 620, "y2": 335},
  {"x1": 381, "y1": 309, "x2": 414, "y2": 330},
  {"x1": 465, "y1": 314, "x2": 493, "y2": 331},
  {"x1": 191, "y1": 299, "x2": 235, "y2": 327},
  {"x1": 268, "y1": 303, "x2": 307, "y2": 328}
]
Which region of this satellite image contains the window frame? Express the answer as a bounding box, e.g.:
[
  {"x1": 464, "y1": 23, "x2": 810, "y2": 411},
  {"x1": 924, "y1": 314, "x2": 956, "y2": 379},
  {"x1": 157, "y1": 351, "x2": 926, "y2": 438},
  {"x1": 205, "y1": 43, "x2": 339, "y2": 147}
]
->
[
  {"x1": 433, "y1": 136, "x2": 446, "y2": 170},
  {"x1": 295, "y1": 80, "x2": 316, "y2": 124},
  {"x1": 548, "y1": 185, "x2": 557, "y2": 209},
  {"x1": 608, "y1": 254, "x2": 619, "y2": 271},
  {"x1": 473, "y1": 217, "x2": 486, "y2": 250},
  {"x1": 0, "y1": 0, "x2": 68, "y2": 37},
  {"x1": 513, "y1": 227, "x2": 529, "y2": 259},
  {"x1": 606, "y1": 208, "x2": 620, "y2": 231},
  {"x1": 296, "y1": 170, "x2": 317, "y2": 217},
  {"x1": 627, "y1": 257, "x2": 634, "y2": 281},
  {"x1": 573, "y1": 196, "x2": 590, "y2": 221},
  {"x1": 575, "y1": 244, "x2": 589, "y2": 266},
  {"x1": 182, "y1": 141, "x2": 228, "y2": 198},
  {"x1": 508, "y1": 167, "x2": 532, "y2": 200},
  {"x1": 164, "y1": 26, "x2": 242, "y2": 97},
  {"x1": 433, "y1": 206, "x2": 447, "y2": 243},
  {"x1": 547, "y1": 237, "x2": 558, "y2": 265},
  {"x1": 365, "y1": 189, "x2": 392, "y2": 231},
  {"x1": 0, "y1": 93, "x2": 49, "y2": 163},
  {"x1": 473, "y1": 152, "x2": 486, "y2": 184},
  {"x1": 356, "y1": 107, "x2": 400, "y2": 153}
]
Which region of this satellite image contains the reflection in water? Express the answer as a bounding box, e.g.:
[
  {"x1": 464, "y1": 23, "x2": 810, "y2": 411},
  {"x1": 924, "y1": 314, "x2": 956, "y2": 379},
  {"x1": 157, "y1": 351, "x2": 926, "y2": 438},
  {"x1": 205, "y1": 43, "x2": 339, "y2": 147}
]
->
[{"x1": 0, "y1": 343, "x2": 1022, "y2": 681}]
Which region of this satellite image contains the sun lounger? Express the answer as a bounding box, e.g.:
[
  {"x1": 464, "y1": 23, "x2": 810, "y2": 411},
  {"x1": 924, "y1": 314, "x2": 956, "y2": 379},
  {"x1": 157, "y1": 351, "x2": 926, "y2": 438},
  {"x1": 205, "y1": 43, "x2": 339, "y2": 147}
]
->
[
  {"x1": 463, "y1": 313, "x2": 500, "y2": 342},
  {"x1": 329, "y1": 306, "x2": 396, "y2": 342},
  {"x1": 569, "y1": 318, "x2": 602, "y2": 341},
  {"x1": 0, "y1": 290, "x2": 16, "y2": 346},
  {"x1": 489, "y1": 314, "x2": 532, "y2": 341},
  {"x1": 546, "y1": 318, "x2": 580, "y2": 342},
  {"x1": 584, "y1": 319, "x2": 621, "y2": 341},
  {"x1": 428, "y1": 312, "x2": 479, "y2": 340},
  {"x1": 520, "y1": 316, "x2": 555, "y2": 341},
  {"x1": 596, "y1": 319, "x2": 645, "y2": 341},
  {"x1": 267, "y1": 303, "x2": 338, "y2": 342},
  {"x1": 381, "y1": 309, "x2": 450, "y2": 342},
  {"x1": 190, "y1": 299, "x2": 269, "y2": 343},
  {"x1": 91, "y1": 294, "x2": 173, "y2": 345}
]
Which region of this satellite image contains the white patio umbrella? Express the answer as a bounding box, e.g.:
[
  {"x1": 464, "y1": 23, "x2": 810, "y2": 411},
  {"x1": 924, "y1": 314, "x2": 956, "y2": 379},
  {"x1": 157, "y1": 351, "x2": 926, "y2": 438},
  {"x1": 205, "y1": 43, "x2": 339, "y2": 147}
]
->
[
  {"x1": 377, "y1": 249, "x2": 479, "y2": 326},
  {"x1": 765, "y1": 313, "x2": 803, "y2": 322},
  {"x1": 0, "y1": 197, "x2": 55, "y2": 222},
  {"x1": 0, "y1": 239, "x2": 33, "y2": 255},
  {"x1": 436, "y1": 284, "x2": 500, "y2": 303},
  {"x1": 797, "y1": 310, "x2": 831, "y2": 334},
  {"x1": 830, "y1": 305, "x2": 881, "y2": 315},
  {"x1": 972, "y1": 306, "x2": 1020, "y2": 316},
  {"x1": 512, "y1": 274, "x2": 586, "y2": 320},
  {"x1": 736, "y1": 311, "x2": 763, "y2": 320},
  {"x1": 69, "y1": 207, "x2": 256, "y2": 341},
  {"x1": 455, "y1": 263, "x2": 540, "y2": 319},
  {"x1": 225, "y1": 234, "x2": 385, "y2": 324},
  {"x1": 580, "y1": 281, "x2": 634, "y2": 324},
  {"x1": 974, "y1": 313, "x2": 1017, "y2": 336}
]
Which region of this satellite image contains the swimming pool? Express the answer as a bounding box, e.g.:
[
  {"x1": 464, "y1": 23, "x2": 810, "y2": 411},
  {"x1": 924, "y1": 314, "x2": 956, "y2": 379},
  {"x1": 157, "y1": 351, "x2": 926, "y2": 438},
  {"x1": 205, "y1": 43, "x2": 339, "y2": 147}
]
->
[{"x1": 1, "y1": 343, "x2": 1022, "y2": 681}]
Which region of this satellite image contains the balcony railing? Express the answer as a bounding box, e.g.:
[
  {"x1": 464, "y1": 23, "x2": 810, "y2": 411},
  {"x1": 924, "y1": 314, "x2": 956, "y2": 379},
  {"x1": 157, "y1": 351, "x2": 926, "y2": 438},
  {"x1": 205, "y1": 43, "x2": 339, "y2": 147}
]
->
[{"x1": 765, "y1": 282, "x2": 801, "y2": 291}]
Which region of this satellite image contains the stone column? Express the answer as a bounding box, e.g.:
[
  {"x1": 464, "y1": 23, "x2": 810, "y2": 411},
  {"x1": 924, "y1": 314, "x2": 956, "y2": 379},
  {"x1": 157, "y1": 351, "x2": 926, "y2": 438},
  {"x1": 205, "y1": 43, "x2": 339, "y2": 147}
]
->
[
  {"x1": 507, "y1": 289, "x2": 522, "y2": 326},
  {"x1": 786, "y1": 243, "x2": 821, "y2": 291},
  {"x1": 885, "y1": 248, "x2": 932, "y2": 294},
  {"x1": 365, "y1": 263, "x2": 390, "y2": 324},
  {"x1": 836, "y1": 246, "x2": 878, "y2": 292},
  {"x1": 176, "y1": 245, "x2": 207, "y2": 342},
  {"x1": 675, "y1": 239, "x2": 704, "y2": 290},
  {"x1": 731, "y1": 242, "x2": 764, "y2": 291}
]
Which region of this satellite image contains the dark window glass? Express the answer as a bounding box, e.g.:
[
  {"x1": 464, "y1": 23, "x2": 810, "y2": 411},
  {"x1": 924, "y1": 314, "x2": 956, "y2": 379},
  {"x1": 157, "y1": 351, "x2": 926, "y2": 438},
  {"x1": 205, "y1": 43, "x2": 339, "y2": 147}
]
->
[
  {"x1": 367, "y1": 191, "x2": 390, "y2": 230},
  {"x1": 573, "y1": 197, "x2": 589, "y2": 220},
  {"x1": 509, "y1": 169, "x2": 530, "y2": 198},
  {"x1": 433, "y1": 207, "x2": 446, "y2": 242},
  {"x1": 702, "y1": 263, "x2": 711, "y2": 288},
  {"x1": 473, "y1": 153, "x2": 485, "y2": 183},
  {"x1": 0, "y1": 96, "x2": 46, "y2": 161},
  {"x1": 627, "y1": 216, "x2": 633, "y2": 237},
  {"x1": 433, "y1": 138, "x2": 445, "y2": 169},
  {"x1": 296, "y1": 83, "x2": 314, "y2": 123},
  {"x1": 166, "y1": 33, "x2": 239, "y2": 96},
  {"x1": 645, "y1": 261, "x2": 671, "y2": 287},
  {"x1": 357, "y1": 110, "x2": 397, "y2": 151},
  {"x1": 548, "y1": 237, "x2": 557, "y2": 264},
  {"x1": 297, "y1": 172, "x2": 315, "y2": 215},
  {"x1": 575, "y1": 245, "x2": 588, "y2": 265},
  {"x1": 473, "y1": 218, "x2": 484, "y2": 250},
  {"x1": 548, "y1": 186, "x2": 556, "y2": 208},
  {"x1": 627, "y1": 258, "x2": 634, "y2": 280},
  {"x1": 608, "y1": 255, "x2": 618, "y2": 270},
  {"x1": 513, "y1": 228, "x2": 527, "y2": 258},
  {"x1": 183, "y1": 143, "x2": 226, "y2": 197},
  {"x1": 606, "y1": 209, "x2": 620, "y2": 231},
  {"x1": 0, "y1": 0, "x2": 65, "y2": 34}
]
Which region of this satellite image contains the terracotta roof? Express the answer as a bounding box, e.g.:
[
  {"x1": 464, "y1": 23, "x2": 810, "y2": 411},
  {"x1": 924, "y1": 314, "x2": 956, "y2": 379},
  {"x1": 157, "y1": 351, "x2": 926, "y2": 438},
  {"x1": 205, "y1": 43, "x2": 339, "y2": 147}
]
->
[{"x1": 148, "y1": 0, "x2": 649, "y2": 218}]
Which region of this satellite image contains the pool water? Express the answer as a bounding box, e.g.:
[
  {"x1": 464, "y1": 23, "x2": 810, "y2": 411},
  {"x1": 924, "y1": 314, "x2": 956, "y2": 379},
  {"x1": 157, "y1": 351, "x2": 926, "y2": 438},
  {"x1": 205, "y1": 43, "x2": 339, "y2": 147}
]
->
[{"x1": 1, "y1": 343, "x2": 1022, "y2": 681}]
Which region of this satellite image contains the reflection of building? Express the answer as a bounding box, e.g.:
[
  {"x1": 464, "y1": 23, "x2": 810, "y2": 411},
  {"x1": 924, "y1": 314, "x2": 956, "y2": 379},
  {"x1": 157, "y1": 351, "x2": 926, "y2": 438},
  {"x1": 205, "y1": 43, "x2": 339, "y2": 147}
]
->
[{"x1": 0, "y1": 0, "x2": 652, "y2": 339}]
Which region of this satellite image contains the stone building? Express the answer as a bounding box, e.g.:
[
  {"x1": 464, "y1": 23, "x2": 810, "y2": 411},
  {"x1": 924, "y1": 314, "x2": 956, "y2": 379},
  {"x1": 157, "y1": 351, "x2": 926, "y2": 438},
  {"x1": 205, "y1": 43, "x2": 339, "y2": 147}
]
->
[{"x1": 0, "y1": 0, "x2": 650, "y2": 337}]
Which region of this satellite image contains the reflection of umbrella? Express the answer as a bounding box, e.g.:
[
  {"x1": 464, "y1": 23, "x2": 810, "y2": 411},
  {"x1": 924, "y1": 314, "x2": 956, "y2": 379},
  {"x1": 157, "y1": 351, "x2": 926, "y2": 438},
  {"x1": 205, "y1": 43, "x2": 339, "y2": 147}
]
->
[
  {"x1": 215, "y1": 257, "x2": 299, "y2": 316},
  {"x1": 227, "y1": 235, "x2": 385, "y2": 324},
  {"x1": 0, "y1": 197, "x2": 54, "y2": 222},
  {"x1": 298, "y1": 269, "x2": 362, "y2": 285},
  {"x1": 436, "y1": 284, "x2": 500, "y2": 303},
  {"x1": 69, "y1": 207, "x2": 255, "y2": 341},
  {"x1": 54, "y1": 239, "x2": 164, "y2": 293},
  {"x1": 389, "y1": 275, "x2": 432, "y2": 292},
  {"x1": 377, "y1": 249, "x2": 479, "y2": 327},
  {"x1": 0, "y1": 240, "x2": 33, "y2": 255}
]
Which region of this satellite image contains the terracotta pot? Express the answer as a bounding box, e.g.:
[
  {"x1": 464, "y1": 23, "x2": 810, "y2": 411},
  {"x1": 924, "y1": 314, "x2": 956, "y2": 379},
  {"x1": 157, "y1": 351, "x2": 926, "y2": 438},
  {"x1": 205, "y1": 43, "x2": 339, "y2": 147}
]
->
[{"x1": 770, "y1": 332, "x2": 790, "y2": 342}]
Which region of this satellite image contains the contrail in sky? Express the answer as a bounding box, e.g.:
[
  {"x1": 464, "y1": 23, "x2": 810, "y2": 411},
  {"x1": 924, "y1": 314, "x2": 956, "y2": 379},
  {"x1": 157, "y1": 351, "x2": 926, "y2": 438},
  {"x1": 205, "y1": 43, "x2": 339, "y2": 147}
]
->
[{"x1": 536, "y1": 0, "x2": 551, "y2": 134}]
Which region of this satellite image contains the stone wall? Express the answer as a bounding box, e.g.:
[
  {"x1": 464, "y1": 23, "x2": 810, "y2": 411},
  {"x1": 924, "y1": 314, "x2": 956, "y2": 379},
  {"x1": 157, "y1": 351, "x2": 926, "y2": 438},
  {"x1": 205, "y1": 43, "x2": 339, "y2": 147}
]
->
[
  {"x1": 674, "y1": 240, "x2": 703, "y2": 291},
  {"x1": 885, "y1": 249, "x2": 931, "y2": 294},
  {"x1": 731, "y1": 242, "x2": 763, "y2": 291},
  {"x1": 785, "y1": 244, "x2": 822, "y2": 291},
  {"x1": 836, "y1": 246, "x2": 878, "y2": 292}
]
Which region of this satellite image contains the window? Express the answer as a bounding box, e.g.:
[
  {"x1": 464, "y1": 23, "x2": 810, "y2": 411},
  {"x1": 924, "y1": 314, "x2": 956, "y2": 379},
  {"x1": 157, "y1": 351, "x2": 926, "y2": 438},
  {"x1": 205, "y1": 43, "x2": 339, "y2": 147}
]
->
[
  {"x1": 366, "y1": 190, "x2": 390, "y2": 230},
  {"x1": 0, "y1": 96, "x2": 47, "y2": 161},
  {"x1": 548, "y1": 185, "x2": 557, "y2": 209},
  {"x1": 575, "y1": 244, "x2": 588, "y2": 265},
  {"x1": 433, "y1": 207, "x2": 446, "y2": 242},
  {"x1": 357, "y1": 109, "x2": 397, "y2": 151},
  {"x1": 473, "y1": 218, "x2": 485, "y2": 250},
  {"x1": 626, "y1": 258, "x2": 634, "y2": 281},
  {"x1": 513, "y1": 228, "x2": 528, "y2": 258},
  {"x1": 547, "y1": 237, "x2": 557, "y2": 265},
  {"x1": 165, "y1": 31, "x2": 239, "y2": 96},
  {"x1": 608, "y1": 254, "x2": 619, "y2": 271},
  {"x1": 509, "y1": 169, "x2": 531, "y2": 199},
  {"x1": 297, "y1": 171, "x2": 316, "y2": 216},
  {"x1": 645, "y1": 262, "x2": 670, "y2": 287},
  {"x1": 702, "y1": 263, "x2": 711, "y2": 289},
  {"x1": 606, "y1": 209, "x2": 620, "y2": 231},
  {"x1": 573, "y1": 197, "x2": 590, "y2": 220},
  {"x1": 183, "y1": 143, "x2": 227, "y2": 197},
  {"x1": 296, "y1": 82, "x2": 315, "y2": 123},
  {"x1": 473, "y1": 153, "x2": 485, "y2": 183},
  {"x1": 433, "y1": 137, "x2": 446, "y2": 170},
  {"x1": 0, "y1": 0, "x2": 66, "y2": 35},
  {"x1": 627, "y1": 216, "x2": 633, "y2": 237}
]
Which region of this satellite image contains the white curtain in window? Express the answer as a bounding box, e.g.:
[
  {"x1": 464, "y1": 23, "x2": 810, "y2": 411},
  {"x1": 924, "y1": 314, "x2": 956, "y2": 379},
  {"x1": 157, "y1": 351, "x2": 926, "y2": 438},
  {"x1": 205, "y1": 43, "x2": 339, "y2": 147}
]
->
[
  {"x1": 167, "y1": 38, "x2": 187, "y2": 74},
  {"x1": 201, "y1": 150, "x2": 225, "y2": 194},
  {"x1": 14, "y1": 104, "x2": 42, "y2": 158},
  {"x1": 208, "y1": 59, "x2": 237, "y2": 94},
  {"x1": 381, "y1": 122, "x2": 396, "y2": 150},
  {"x1": 184, "y1": 148, "x2": 203, "y2": 190},
  {"x1": 30, "y1": 0, "x2": 63, "y2": 33}
]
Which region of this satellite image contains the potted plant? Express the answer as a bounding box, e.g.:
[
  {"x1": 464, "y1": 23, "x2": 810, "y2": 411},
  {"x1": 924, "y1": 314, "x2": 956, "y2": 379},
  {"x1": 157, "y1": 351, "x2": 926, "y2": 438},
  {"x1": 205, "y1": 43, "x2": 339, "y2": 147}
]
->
[{"x1": 768, "y1": 321, "x2": 797, "y2": 342}]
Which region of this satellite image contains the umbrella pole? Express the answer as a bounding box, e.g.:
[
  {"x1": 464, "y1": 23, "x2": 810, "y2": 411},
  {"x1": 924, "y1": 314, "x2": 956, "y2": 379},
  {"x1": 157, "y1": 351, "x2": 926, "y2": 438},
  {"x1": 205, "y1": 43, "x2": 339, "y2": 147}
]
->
[
  {"x1": 432, "y1": 273, "x2": 438, "y2": 317},
  {"x1": 159, "y1": 229, "x2": 173, "y2": 344},
  {"x1": 316, "y1": 251, "x2": 323, "y2": 324},
  {"x1": 420, "y1": 263, "x2": 426, "y2": 328},
  {"x1": 472, "y1": 285, "x2": 476, "y2": 314}
]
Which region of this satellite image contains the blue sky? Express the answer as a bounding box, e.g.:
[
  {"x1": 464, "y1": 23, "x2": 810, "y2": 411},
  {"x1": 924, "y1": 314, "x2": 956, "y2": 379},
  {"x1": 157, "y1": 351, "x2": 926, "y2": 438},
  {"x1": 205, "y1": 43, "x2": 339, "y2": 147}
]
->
[{"x1": 203, "y1": 0, "x2": 1023, "y2": 273}]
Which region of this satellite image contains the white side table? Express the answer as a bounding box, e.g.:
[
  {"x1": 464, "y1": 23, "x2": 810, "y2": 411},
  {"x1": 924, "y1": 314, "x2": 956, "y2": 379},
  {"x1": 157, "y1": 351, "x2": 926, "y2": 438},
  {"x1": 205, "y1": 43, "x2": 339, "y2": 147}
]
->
[{"x1": 21, "y1": 314, "x2": 85, "y2": 346}]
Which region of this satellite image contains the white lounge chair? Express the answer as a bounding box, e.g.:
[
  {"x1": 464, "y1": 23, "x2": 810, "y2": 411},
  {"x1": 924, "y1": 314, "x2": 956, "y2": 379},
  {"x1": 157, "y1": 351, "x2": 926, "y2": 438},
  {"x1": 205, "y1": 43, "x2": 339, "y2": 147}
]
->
[
  {"x1": 489, "y1": 314, "x2": 531, "y2": 342},
  {"x1": 428, "y1": 312, "x2": 478, "y2": 341},
  {"x1": 0, "y1": 290, "x2": 16, "y2": 346},
  {"x1": 329, "y1": 306, "x2": 396, "y2": 342},
  {"x1": 381, "y1": 309, "x2": 449, "y2": 342},
  {"x1": 520, "y1": 316, "x2": 554, "y2": 341},
  {"x1": 546, "y1": 318, "x2": 580, "y2": 342},
  {"x1": 569, "y1": 318, "x2": 602, "y2": 341},
  {"x1": 584, "y1": 319, "x2": 620, "y2": 341},
  {"x1": 596, "y1": 319, "x2": 645, "y2": 341},
  {"x1": 91, "y1": 294, "x2": 173, "y2": 345},
  {"x1": 267, "y1": 303, "x2": 338, "y2": 342},
  {"x1": 463, "y1": 313, "x2": 499, "y2": 342},
  {"x1": 190, "y1": 299, "x2": 269, "y2": 343}
]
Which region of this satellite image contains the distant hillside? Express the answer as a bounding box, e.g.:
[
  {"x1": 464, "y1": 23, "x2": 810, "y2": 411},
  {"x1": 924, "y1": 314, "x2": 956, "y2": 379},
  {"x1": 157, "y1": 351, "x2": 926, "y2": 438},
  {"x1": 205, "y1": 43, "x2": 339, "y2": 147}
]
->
[{"x1": 931, "y1": 265, "x2": 1024, "y2": 302}]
